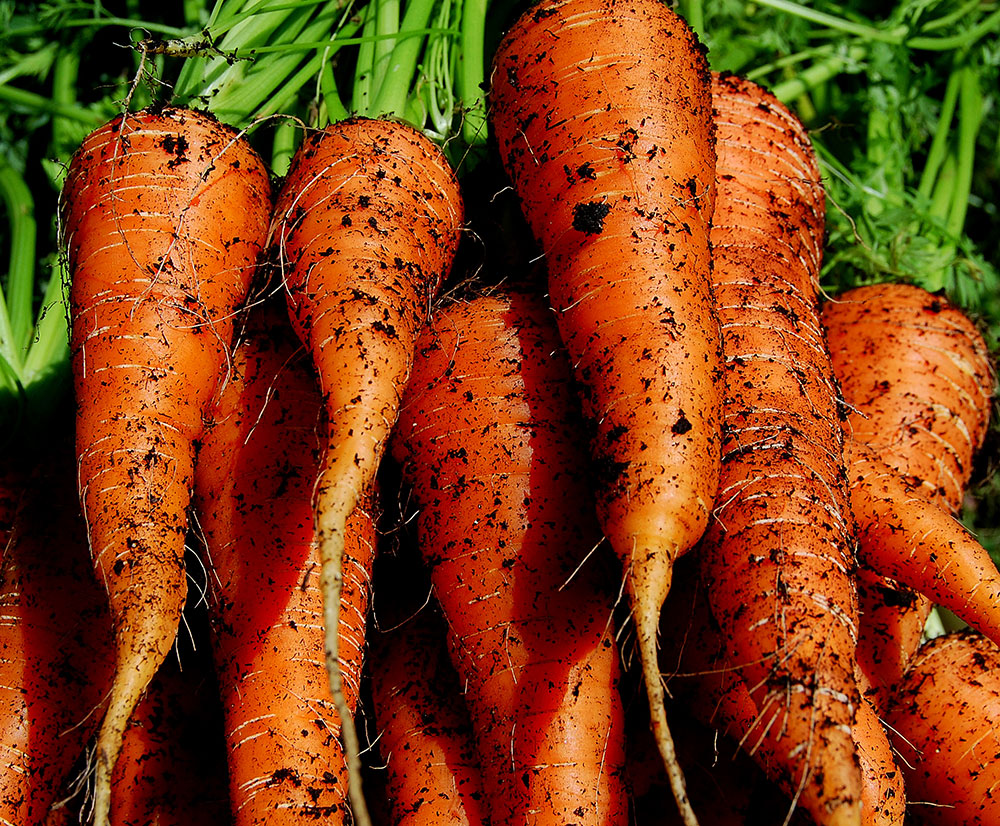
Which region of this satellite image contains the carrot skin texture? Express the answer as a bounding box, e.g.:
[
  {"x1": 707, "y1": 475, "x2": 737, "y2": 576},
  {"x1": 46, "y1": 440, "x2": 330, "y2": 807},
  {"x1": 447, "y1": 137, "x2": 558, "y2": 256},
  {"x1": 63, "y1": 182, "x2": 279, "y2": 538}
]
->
[
  {"x1": 370, "y1": 609, "x2": 490, "y2": 826},
  {"x1": 844, "y1": 438, "x2": 1000, "y2": 646},
  {"x1": 194, "y1": 304, "x2": 376, "y2": 825},
  {"x1": 699, "y1": 73, "x2": 862, "y2": 826},
  {"x1": 823, "y1": 283, "x2": 994, "y2": 708},
  {"x1": 822, "y1": 283, "x2": 993, "y2": 514},
  {"x1": 391, "y1": 291, "x2": 628, "y2": 826},
  {"x1": 269, "y1": 117, "x2": 462, "y2": 822},
  {"x1": 489, "y1": 2, "x2": 723, "y2": 817},
  {"x1": 0, "y1": 445, "x2": 114, "y2": 825},
  {"x1": 59, "y1": 106, "x2": 272, "y2": 823},
  {"x1": 885, "y1": 629, "x2": 1000, "y2": 825}
]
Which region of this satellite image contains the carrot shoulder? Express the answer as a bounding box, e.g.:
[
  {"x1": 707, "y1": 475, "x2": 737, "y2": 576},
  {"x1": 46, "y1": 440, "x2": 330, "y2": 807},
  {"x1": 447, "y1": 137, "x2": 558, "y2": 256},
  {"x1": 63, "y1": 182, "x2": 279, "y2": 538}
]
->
[
  {"x1": 489, "y1": 2, "x2": 722, "y2": 818},
  {"x1": 391, "y1": 290, "x2": 628, "y2": 826},
  {"x1": 59, "y1": 106, "x2": 272, "y2": 825},
  {"x1": 699, "y1": 73, "x2": 862, "y2": 826},
  {"x1": 268, "y1": 117, "x2": 462, "y2": 824},
  {"x1": 193, "y1": 303, "x2": 376, "y2": 824}
]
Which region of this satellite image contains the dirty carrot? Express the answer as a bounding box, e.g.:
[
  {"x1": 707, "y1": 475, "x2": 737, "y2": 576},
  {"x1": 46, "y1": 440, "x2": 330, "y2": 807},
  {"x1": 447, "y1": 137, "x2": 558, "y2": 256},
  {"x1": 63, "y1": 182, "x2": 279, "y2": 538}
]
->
[
  {"x1": 193, "y1": 301, "x2": 377, "y2": 824},
  {"x1": 489, "y1": 2, "x2": 722, "y2": 818},
  {"x1": 370, "y1": 607, "x2": 489, "y2": 826},
  {"x1": 698, "y1": 72, "x2": 862, "y2": 826},
  {"x1": 885, "y1": 629, "x2": 1000, "y2": 826},
  {"x1": 391, "y1": 290, "x2": 628, "y2": 826},
  {"x1": 269, "y1": 116, "x2": 462, "y2": 825},
  {"x1": 844, "y1": 438, "x2": 1000, "y2": 647},
  {"x1": 823, "y1": 282, "x2": 994, "y2": 708},
  {"x1": 59, "y1": 106, "x2": 272, "y2": 824},
  {"x1": 0, "y1": 437, "x2": 113, "y2": 825}
]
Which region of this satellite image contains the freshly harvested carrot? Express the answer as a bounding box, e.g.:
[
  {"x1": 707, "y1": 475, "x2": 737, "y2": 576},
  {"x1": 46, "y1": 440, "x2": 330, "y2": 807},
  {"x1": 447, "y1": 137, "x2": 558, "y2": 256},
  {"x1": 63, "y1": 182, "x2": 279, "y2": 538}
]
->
[
  {"x1": 697, "y1": 72, "x2": 861, "y2": 826},
  {"x1": 885, "y1": 629, "x2": 1000, "y2": 825},
  {"x1": 269, "y1": 116, "x2": 462, "y2": 823},
  {"x1": 0, "y1": 438, "x2": 113, "y2": 825},
  {"x1": 110, "y1": 654, "x2": 230, "y2": 826},
  {"x1": 391, "y1": 290, "x2": 628, "y2": 826},
  {"x1": 844, "y1": 438, "x2": 1000, "y2": 646},
  {"x1": 489, "y1": 2, "x2": 722, "y2": 817},
  {"x1": 59, "y1": 106, "x2": 272, "y2": 823},
  {"x1": 370, "y1": 607, "x2": 489, "y2": 826},
  {"x1": 822, "y1": 283, "x2": 993, "y2": 513},
  {"x1": 823, "y1": 283, "x2": 994, "y2": 709},
  {"x1": 193, "y1": 301, "x2": 377, "y2": 825}
]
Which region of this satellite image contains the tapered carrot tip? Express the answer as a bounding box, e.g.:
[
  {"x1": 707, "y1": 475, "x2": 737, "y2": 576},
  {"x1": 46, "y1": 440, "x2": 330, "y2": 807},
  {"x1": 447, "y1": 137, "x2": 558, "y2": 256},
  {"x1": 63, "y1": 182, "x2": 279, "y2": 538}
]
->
[{"x1": 628, "y1": 553, "x2": 700, "y2": 826}]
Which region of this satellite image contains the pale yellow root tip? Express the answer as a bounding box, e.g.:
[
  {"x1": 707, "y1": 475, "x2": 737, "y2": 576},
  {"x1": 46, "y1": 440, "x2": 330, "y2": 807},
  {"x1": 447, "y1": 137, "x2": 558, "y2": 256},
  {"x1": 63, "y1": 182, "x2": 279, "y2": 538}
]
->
[{"x1": 316, "y1": 484, "x2": 371, "y2": 826}]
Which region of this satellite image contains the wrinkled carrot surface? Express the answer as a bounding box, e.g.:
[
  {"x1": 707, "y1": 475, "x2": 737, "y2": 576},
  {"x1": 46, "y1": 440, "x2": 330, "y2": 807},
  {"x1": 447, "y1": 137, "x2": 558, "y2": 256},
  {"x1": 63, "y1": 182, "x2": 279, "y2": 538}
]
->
[
  {"x1": 391, "y1": 291, "x2": 628, "y2": 826},
  {"x1": 60, "y1": 106, "x2": 272, "y2": 823},
  {"x1": 194, "y1": 303, "x2": 376, "y2": 825},
  {"x1": 489, "y1": 2, "x2": 723, "y2": 818},
  {"x1": 700, "y1": 72, "x2": 861, "y2": 826}
]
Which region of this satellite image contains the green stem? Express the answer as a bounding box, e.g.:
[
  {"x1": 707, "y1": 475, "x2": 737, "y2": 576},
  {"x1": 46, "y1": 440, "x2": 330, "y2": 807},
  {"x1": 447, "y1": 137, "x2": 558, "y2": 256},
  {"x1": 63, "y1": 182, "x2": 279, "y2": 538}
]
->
[
  {"x1": 353, "y1": 4, "x2": 378, "y2": 115},
  {"x1": 907, "y1": 8, "x2": 1000, "y2": 51},
  {"x1": 0, "y1": 164, "x2": 36, "y2": 364},
  {"x1": 752, "y1": 0, "x2": 906, "y2": 44},
  {"x1": 368, "y1": 0, "x2": 439, "y2": 118},
  {"x1": 0, "y1": 85, "x2": 104, "y2": 126},
  {"x1": 917, "y1": 66, "x2": 962, "y2": 201},
  {"x1": 946, "y1": 64, "x2": 982, "y2": 241},
  {"x1": 770, "y1": 44, "x2": 867, "y2": 104},
  {"x1": 458, "y1": 0, "x2": 487, "y2": 145}
]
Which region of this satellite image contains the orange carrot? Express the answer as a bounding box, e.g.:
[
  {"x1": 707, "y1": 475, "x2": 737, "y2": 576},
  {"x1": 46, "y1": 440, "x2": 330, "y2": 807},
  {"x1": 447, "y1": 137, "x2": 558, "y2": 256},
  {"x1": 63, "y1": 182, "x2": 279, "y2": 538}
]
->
[
  {"x1": 193, "y1": 301, "x2": 377, "y2": 825},
  {"x1": 822, "y1": 283, "x2": 993, "y2": 513},
  {"x1": 823, "y1": 283, "x2": 995, "y2": 709},
  {"x1": 269, "y1": 117, "x2": 462, "y2": 823},
  {"x1": 0, "y1": 438, "x2": 113, "y2": 825},
  {"x1": 370, "y1": 607, "x2": 489, "y2": 826},
  {"x1": 390, "y1": 290, "x2": 628, "y2": 826},
  {"x1": 885, "y1": 629, "x2": 1000, "y2": 825},
  {"x1": 59, "y1": 106, "x2": 272, "y2": 823},
  {"x1": 697, "y1": 72, "x2": 861, "y2": 826},
  {"x1": 489, "y1": 2, "x2": 722, "y2": 817},
  {"x1": 844, "y1": 438, "x2": 1000, "y2": 646},
  {"x1": 110, "y1": 654, "x2": 230, "y2": 826}
]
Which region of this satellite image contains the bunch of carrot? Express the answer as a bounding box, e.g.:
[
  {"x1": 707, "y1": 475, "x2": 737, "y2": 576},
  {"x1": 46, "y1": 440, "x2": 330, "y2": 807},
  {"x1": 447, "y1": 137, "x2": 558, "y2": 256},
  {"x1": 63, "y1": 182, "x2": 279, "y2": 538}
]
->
[{"x1": 2, "y1": 0, "x2": 998, "y2": 825}]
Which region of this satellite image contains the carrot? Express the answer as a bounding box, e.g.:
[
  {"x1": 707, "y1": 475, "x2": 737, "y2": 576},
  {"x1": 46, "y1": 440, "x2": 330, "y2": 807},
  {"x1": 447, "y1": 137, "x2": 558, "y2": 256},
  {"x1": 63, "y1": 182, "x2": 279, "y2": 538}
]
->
[
  {"x1": 822, "y1": 283, "x2": 993, "y2": 513},
  {"x1": 822, "y1": 283, "x2": 994, "y2": 708},
  {"x1": 660, "y1": 561, "x2": 903, "y2": 826},
  {"x1": 369, "y1": 607, "x2": 489, "y2": 826},
  {"x1": 696, "y1": 72, "x2": 862, "y2": 826},
  {"x1": 390, "y1": 290, "x2": 628, "y2": 826},
  {"x1": 0, "y1": 437, "x2": 113, "y2": 825},
  {"x1": 110, "y1": 654, "x2": 230, "y2": 826},
  {"x1": 843, "y1": 438, "x2": 1000, "y2": 646},
  {"x1": 884, "y1": 629, "x2": 1000, "y2": 825},
  {"x1": 193, "y1": 301, "x2": 377, "y2": 824},
  {"x1": 488, "y1": 2, "x2": 722, "y2": 818},
  {"x1": 268, "y1": 116, "x2": 463, "y2": 824},
  {"x1": 59, "y1": 106, "x2": 272, "y2": 824}
]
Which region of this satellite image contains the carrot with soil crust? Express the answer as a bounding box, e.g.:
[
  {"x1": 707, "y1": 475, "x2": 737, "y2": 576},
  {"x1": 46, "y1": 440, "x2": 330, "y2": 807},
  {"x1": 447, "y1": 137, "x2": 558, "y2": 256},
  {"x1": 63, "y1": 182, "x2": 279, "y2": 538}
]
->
[
  {"x1": 489, "y1": 2, "x2": 722, "y2": 820},
  {"x1": 390, "y1": 290, "x2": 628, "y2": 826},
  {"x1": 370, "y1": 607, "x2": 489, "y2": 826},
  {"x1": 884, "y1": 629, "x2": 1000, "y2": 825},
  {"x1": 59, "y1": 106, "x2": 272, "y2": 825},
  {"x1": 822, "y1": 283, "x2": 994, "y2": 709},
  {"x1": 269, "y1": 116, "x2": 462, "y2": 826},
  {"x1": 193, "y1": 302, "x2": 376, "y2": 825},
  {"x1": 0, "y1": 439, "x2": 114, "y2": 826},
  {"x1": 698, "y1": 73, "x2": 862, "y2": 826},
  {"x1": 843, "y1": 438, "x2": 1000, "y2": 646}
]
